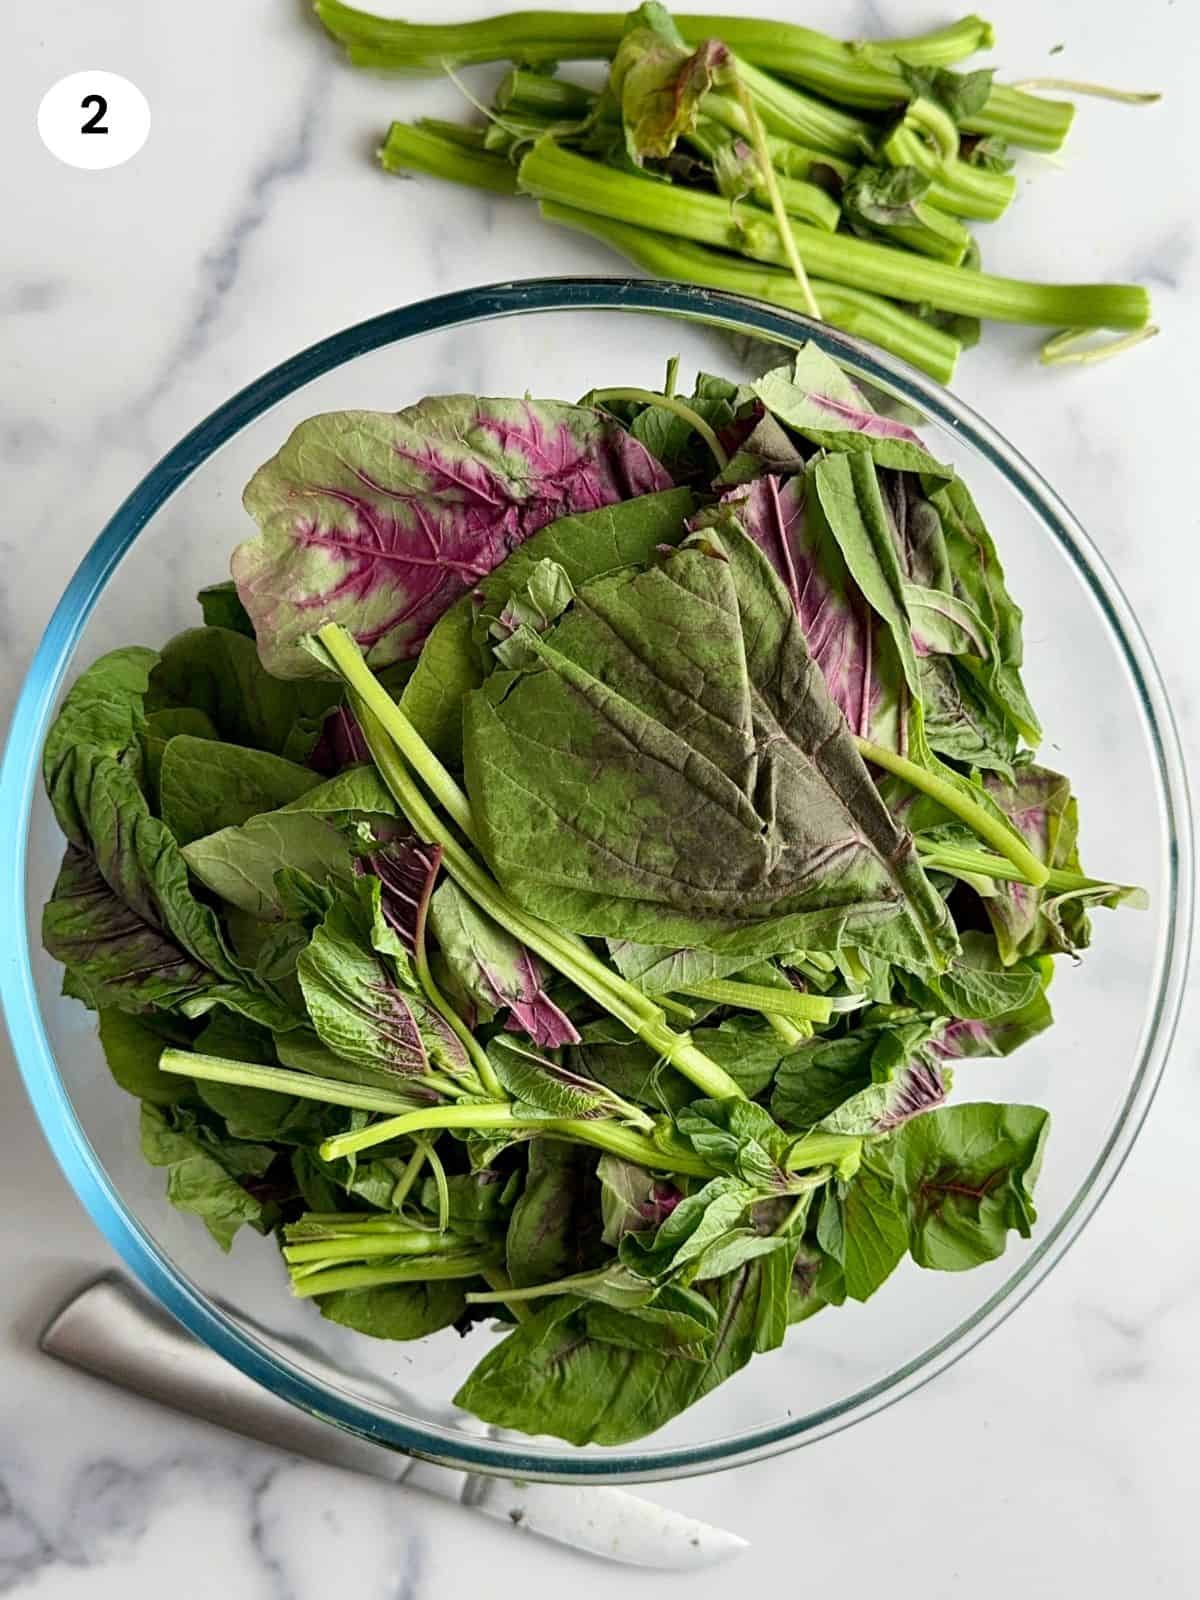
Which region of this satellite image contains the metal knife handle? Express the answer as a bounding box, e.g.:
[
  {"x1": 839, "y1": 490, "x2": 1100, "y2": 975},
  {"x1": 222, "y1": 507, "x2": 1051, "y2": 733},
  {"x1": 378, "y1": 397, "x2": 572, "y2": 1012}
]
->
[{"x1": 40, "y1": 1275, "x2": 408, "y2": 1484}]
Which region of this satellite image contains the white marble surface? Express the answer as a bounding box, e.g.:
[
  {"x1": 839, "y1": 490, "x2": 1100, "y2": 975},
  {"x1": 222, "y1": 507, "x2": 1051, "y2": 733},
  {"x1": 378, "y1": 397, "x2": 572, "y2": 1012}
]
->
[{"x1": 2, "y1": 0, "x2": 1198, "y2": 1594}]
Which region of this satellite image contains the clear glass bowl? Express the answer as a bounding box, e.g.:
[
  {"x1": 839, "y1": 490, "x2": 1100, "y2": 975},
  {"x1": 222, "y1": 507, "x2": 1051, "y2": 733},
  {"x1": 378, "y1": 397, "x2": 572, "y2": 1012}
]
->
[{"x1": 1, "y1": 279, "x2": 1191, "y2": 1483}]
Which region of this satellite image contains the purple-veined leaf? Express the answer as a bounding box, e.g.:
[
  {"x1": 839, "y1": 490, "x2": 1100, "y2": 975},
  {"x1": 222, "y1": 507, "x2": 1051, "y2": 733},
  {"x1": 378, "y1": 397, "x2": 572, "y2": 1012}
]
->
[
  {"x1": 608, "y1": 5, "x2": 732, "y2": 164},
  {"x1": 818, "y1": 1055, "x2": 948, "y2": 1135},
  {"x1": 356, "y1": 837, "x2": 442, "y2": 957},
  {"x1": 234, "y1": 397, "x2": 672, "y2": 679},
  {"x1": 428, "y1": 879, "x2": 580, "y2": 1049},
  {"x1": 308, "y1": 705, "x2": 369, "y2": 774},
  {"x1": 695, "y1": 476, "x2": 910, "y2": 753},
  {"x1": 753, "y1": 345, "x2": 951, "y2": 476}
]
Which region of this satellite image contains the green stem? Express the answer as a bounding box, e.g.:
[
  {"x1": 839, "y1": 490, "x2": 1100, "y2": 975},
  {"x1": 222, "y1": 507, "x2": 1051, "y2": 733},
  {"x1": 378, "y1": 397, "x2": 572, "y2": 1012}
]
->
[
  {"x1": 705, "y1": 65, "x2": 871, "y2": 160},
  {"x1": 285, "y1": 1214, "x2": 431, "y2": 1237},
  {"x1": 518, "y1": 141, "x2": 1149, "y2": 330},
  {"x1": 917, "y1": 842, "x2": 1146, "y2": 903},
  {"x1": 1007, "y1": 77, "x2": 1161, "y2": 105},
  {"x1": 1039, "y1": 325, "x2": 1160, "y2": 367},
  {"x1": 413, "y1": 893, "x2": 504, "y2": 1099},
  {"x1": 677, "y1": 979, "x2": 833, "y2": 1024},
  {"x1": 495, "y1": 68, "x2": 596, "y2": 118},
  {"x1": 321, "y1": 1103, "x2": 713, "y2": 1177},
  {"x1": 316, "y1": 2, "x2": 989, "y2": 94},
  {"x1": 291, "y1": 1251, "x2": 500, "y2": 1299},
  {"x1": 591, "y1": 387, "x2": 729, "y2": 470},
  {"x1": 481, "y1": 1264, "x2": 532, "y2": 1323},
  {"x1": 853, "y1": 739, "x2": 1050, "y2": 886},
  {"x1": 766, "y1": 1014, "x2": 809, "y2": 1046},
  {"x1": 158, "y1": 1050, "x2": 444, "y2": 1115},
  {"x1": 378, "y1": 122, "x2": 519, "y2": 196},
  {"x1": 905, "y1": 97, "x2": 960, "y2": 163},
  {"x1": 338, "y1": 676, "x2": 744, "y2": 1103},
  {"x1": 284, "y1": 1230, "x2": 469, "y2": 1265},
  {"x1": 959, "y1": 84, "x2": 1074, "y2": 152},
  {"x1": 733, "y1": 73, "x2": 823, "y2": 319},
  {"x1": 425, "y1": 1137, "x2": 451, "y2": 1232},
  {"x1": 465, "y1": 1266, "x2": 624, "y2": 1307},
  {"x1": 880, "y1": 124, "x2": 1015, "y2": 222},
  {"x1": 390, "y1": 1136, "x2": 431, "y2": 1209},
  {"x1": 319, "y1": 622, "x2": 478, "y2": 841},
  {"x1": 540, "y1": 201, "x2": 961, "y2": 383}
]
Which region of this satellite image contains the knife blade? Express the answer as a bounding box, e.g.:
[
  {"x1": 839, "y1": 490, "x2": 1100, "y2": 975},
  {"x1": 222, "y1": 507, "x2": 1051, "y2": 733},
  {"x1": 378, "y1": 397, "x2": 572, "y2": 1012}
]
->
[{"x1": 40, "y1": 1274, "x2": 746, "y2": 1570}]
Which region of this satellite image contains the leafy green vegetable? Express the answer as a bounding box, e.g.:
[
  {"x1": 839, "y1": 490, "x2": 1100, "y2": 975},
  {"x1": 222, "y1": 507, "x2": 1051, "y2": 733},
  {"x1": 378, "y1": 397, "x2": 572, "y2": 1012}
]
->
[
  {"x1": 140, "y1": 1103, "x2": 278, "y2": 1252},
  {"x1": 160, "y1": 738, "x2": 321, "y2": 846},
  {"x1": 506, "y1": 1138, "x2": 603, "y2": 1288},
  {"x1": 42, "y1": 348, "x2": 1138, "y2": 1448},
  {"x1": 464, "y1": 523, "x2": 955, "y2": 968},
  {"x1": 234, "y1": 397, "x2": 671, "y2": 680},
  {"x1": 428, "y1": 880, "x2": 578, "y2": 1048},
  {"x1": 147, "y1": 627, "x2": 340, "y2": 760}
]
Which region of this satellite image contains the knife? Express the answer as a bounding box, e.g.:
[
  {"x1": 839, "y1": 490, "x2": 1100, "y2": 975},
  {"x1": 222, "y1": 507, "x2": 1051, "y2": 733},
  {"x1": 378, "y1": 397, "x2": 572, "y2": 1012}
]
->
[{"x1": 40, "y1": 1274, "x2": 746, "y2": 1570}]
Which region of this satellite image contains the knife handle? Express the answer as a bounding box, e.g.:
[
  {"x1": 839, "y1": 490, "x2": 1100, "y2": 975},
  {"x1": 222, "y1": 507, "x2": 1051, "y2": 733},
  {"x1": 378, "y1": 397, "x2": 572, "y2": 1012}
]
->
[{"x1": 40, "y1": 1274, "x2": 413, "y2": 1484}]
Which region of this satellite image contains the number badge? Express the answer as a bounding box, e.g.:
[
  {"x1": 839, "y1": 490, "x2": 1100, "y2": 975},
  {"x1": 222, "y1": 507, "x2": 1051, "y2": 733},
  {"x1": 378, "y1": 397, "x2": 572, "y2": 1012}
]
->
[{"x1": 37, "y1": 71, "x2": 150, "y2": 170}]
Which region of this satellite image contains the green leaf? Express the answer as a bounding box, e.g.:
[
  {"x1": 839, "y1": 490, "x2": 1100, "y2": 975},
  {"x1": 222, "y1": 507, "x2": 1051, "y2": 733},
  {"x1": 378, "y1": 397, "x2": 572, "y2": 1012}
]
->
[
  {"x1": 506, "y1": 1137, "x2": 602, "y2": 1289},
  {"x1": 420, "y1": 1168, "x2": 521, "y2": 1233},
  {"x1": 44, "y1": 846, "x2": 221, "y2": 1015},
  {"x1": 689, "y1": 1015, "x2": 788, "y2": 1098},
  {"x1": 427, "y1": 880, "x2": 578, "y2": 1049},
  {"x1": 454, "y1": 1255, "x2": 786, "y2": 1445},
  {"x1": 488, "y1": 559, "x2": 577, "y2": 669},
  {"x1": 397, "y1": 599, "x2": 482, "y2": 765},
  {"x1": 189, "y1": 1013, "x2": 333, "y2": 1144},
  {"x1": 754, "y1": 347, "x2": 951, "y2": 476},
  {"x1": 464, "y1": 524, "x2": 954, "y2": 969},
  {"x1": 672, "y1": 1098, "x2": 791, "y2": 1186},
  {"x1": 146, "y1": 627, "x2": 340, "y2": 760},
  {"x1": 160, "y1": 737, "x2": 322, "y2": 846},
  {"x1": 772, "y1": 1033, "x2": 875, "y2": 1130},
  {"x1": 97, "y1": 1008, "x2": 190, "y2": 1105},
  {"x1": 565, "y1": 1023, "x2": 694, "y2": 1115},
  {"x1": 181, "y1": 764, "x2": 396, "y2": 920},
  {"x1": 139, "y1": 1102, "x2": 276, "y2": 1252},
  {"x1": 620, "y1": 1174, "x2": 756, "y2": 1281},
  {"x1": 894, "y1": 1102, "x2": 1049, "y2": 1270},
  {"x1": 910, "y1": 931, "x2": 1044, "y2": 1020},
  {"x1": 315, "y1": 1281, "x2": 468, "y2": 1340},
  {"x1": 609, "y1": 13, "x2": 732, "y2": 164},
  {"x1": 297, "y1": 893, "x2": 453, "y2": 1090},
  {"x1": 901, "y1": 64, "x2": 995, "y2": 123},
  {"x1": 487, "y1": 1036, "x2": 632, "y2": 1122},
  {"x1": 141, "y1": 707, "x2": 219, "y2": 805},
  {"x1": 196, "y1": 582, "x2": 255, "y2": 637},
  {"x1": 821, "y1": 1142, "x2": 909, "y2": 1301}
]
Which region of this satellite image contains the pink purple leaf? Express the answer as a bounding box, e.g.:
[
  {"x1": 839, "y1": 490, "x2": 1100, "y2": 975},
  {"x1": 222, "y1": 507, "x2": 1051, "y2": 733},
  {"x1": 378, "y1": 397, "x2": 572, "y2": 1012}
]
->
[
  {"x1": 234, "y1": 397, "x2": 671, "y2": 678},
  {"x1": 427, "y1": 879, "x2": 579, "y2": 1049},
  {"x1": 753, "y1": 345, "x2": 951, "y2": 476},
  {"x1": 695, "y1": 475, "x2": 909, "y2": 752}
]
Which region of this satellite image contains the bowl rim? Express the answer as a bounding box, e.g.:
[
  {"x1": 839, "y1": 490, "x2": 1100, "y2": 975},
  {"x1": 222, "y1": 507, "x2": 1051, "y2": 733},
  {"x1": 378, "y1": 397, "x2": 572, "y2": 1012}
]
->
[{"x1": 2, "y1": 276, "x2": 1192, "y2": 1482}]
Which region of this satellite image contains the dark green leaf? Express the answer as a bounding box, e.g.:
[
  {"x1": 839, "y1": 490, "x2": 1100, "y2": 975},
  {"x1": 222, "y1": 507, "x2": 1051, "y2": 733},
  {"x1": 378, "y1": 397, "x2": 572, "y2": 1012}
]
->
[
  {"x1": 146, "y1": 627, "x2": 340, "y2": 760},
  {"x1": 97, "y1": 1008, "x2": 191, "y2": 1105},
  {"x1": 140, "y1": 1102, "x2": 276, "y2": 1252},
  {"x1": 160, "y1": 737, "x2": 321, "y2": 846},
  {"x1": 315, "y1": 1281, "x2": 468, "y2": 1340},
  {"x1": 895, "y1": 1102, "x2": 1049, "y2": 1270},
  {"x1": 506, "y1": 1137, "x2": 603, "y2": 1288},
  {"x1": 196, "y1": 582, "x2": 255, "y2": 637}
]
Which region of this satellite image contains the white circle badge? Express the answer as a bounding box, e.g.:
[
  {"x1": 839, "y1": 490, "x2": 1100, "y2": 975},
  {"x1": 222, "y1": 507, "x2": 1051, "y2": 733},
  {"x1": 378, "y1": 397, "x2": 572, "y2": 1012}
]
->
[{"x1": 38, "y1": 71, "x2": 150, "y2": 171}]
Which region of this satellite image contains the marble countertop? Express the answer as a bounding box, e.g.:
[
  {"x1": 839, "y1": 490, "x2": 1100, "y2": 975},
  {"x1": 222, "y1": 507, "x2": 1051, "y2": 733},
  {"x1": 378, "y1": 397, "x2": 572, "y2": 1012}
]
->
[{"x1": 3, "y1": 1, "x2": 1197, "y2": 1594}]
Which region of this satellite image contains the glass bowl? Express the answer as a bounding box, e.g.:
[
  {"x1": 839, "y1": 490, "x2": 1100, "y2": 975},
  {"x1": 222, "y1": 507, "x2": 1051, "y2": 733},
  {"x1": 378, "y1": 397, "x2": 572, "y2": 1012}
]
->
[{"x1": 1, "y1": 279, "x2": 1190, "y2": 1483}]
